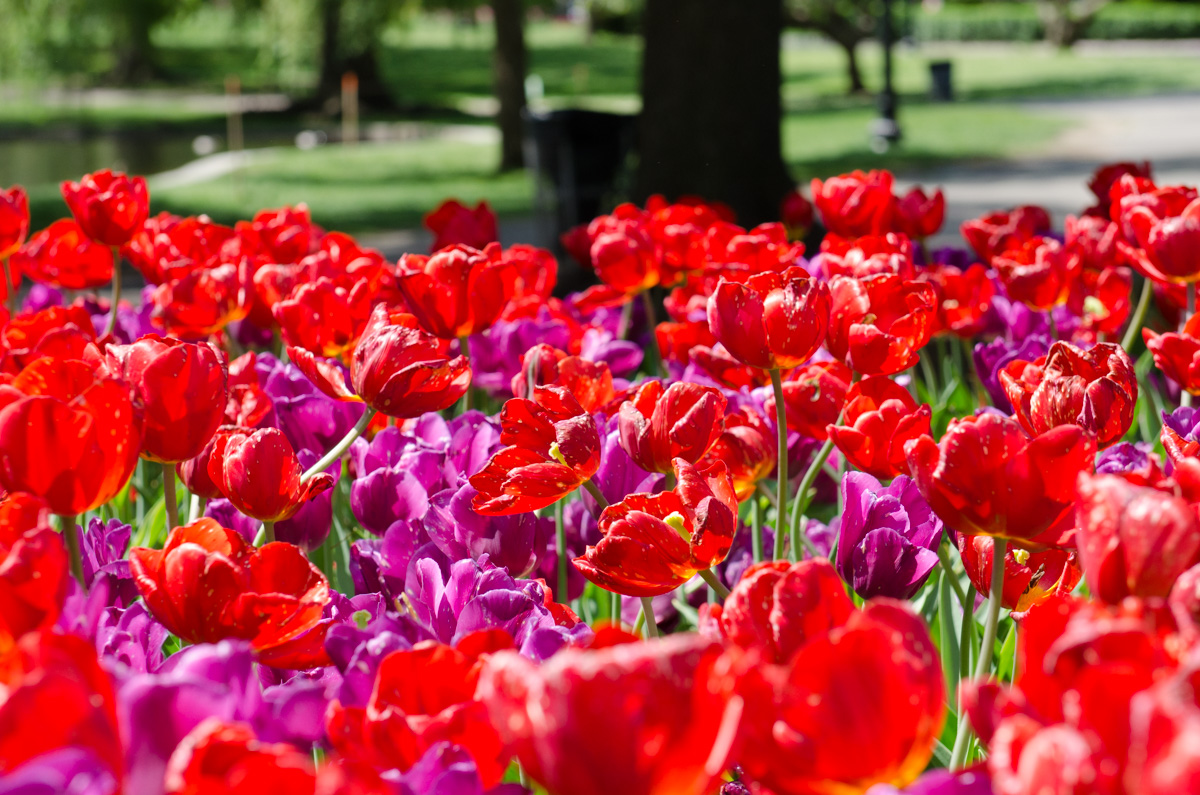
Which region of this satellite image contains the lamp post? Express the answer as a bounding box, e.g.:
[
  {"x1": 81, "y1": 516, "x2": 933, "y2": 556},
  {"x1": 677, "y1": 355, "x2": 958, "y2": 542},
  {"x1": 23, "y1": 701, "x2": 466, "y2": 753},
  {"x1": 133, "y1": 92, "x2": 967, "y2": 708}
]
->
[{"x1": 870, "y1": 0, "x2": 902, "y2": 151}]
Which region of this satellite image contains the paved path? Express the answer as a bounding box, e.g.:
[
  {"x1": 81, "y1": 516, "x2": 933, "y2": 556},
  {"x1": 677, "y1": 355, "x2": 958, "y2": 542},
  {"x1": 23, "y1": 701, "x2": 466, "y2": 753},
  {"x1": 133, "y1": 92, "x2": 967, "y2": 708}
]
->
[{"x1": 906, "y1": 93, "x2": 1200, "y2": 247}]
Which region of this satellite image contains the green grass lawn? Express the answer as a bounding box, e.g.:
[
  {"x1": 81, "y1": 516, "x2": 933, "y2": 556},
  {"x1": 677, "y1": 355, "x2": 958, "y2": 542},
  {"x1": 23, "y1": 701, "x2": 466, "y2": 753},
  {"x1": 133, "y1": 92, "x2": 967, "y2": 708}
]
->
[{"x1": 7, "y1": 10, "x2": 1198, "y2": 232}]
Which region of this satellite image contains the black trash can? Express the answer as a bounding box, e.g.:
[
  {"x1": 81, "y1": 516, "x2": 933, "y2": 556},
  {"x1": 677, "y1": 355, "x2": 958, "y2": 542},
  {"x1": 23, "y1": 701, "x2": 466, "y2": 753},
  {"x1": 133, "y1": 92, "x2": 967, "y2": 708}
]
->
[
  {"x1": 929, "y1": 60, "x2": 953, "y2": 102},
  {"x1": 523, "y1": 108, "x2": 637, "y2": 247}
]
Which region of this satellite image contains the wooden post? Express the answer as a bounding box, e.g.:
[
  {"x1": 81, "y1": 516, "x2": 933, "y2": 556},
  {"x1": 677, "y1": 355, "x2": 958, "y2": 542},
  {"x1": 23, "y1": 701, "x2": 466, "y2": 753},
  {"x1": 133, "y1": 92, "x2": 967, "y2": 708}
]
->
[{"x1": 341, "y1": 72, "x2": 359, "y2": 146}]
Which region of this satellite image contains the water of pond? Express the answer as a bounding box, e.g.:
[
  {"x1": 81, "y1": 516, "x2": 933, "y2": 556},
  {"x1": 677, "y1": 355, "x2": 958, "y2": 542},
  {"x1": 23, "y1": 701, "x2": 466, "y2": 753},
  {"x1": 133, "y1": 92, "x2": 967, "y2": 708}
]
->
[{"x1": 0, "y1": 130, "x2": 295, "y2": 187}]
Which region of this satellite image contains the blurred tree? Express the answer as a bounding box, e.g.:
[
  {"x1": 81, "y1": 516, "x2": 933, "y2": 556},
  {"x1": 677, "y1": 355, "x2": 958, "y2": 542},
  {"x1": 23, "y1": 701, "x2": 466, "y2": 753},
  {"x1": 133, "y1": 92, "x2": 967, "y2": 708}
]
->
[
  {"x1": 635, "y1": 0, "x2": 792, "y2": 225},
  {"x1": 1037, "y1": 0, "x2": 1111, "y2": 46},
  {"x1": 783, "y1": 0, "x2": 874, "y2": 94}
]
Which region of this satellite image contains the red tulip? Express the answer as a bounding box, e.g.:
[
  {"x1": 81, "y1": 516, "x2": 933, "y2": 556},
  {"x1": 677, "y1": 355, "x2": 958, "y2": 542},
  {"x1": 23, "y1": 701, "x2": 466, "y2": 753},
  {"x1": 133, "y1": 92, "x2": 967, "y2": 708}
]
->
[
  {"x1": 575, "y1": 458, "x2": 738, "y2": 596},
  {"x1": 478, "y1": 632, "x2": 743, "y2": 795},
  {"x1": 992, "y1": 235, "x2": 1080, "y2": 311},
  {"x1": 827, "y1": 274, "x2": 937, "y2": 376},
  {"x1": 961, "y1": 205, "x2": 1051, "y2": 262},
  {"x1": 617, "y1": 380, "x2": 727, "y2": 474},
  {"x1": 957, "y1": 534, "x2": 1081, "y2": 612},
  {"x1": 326, "y1": 634, "x2": 511, "y2": 787},
  {"x1": 164, "y1": 719, "x2": 317, "y2": 795},
  {"x1": 1088, "y1": 160, "x2": 1152, "y2": 215},
  {"x1": 1122, "y1": 197, "x2": 1200, "y2": 284},
  {"x1": 0, "y1": 493, "x2": 67, "y2": 647},
  {"x1": 497, "y1": 243, "x2": 557, "y2": 315},
  {"x1": 177, "y1": 437, "x2": 224, "y2": 501},
  {"x1": 780, "y1": 188, "x2": 814, "y2": 239},
  {"x1": 0, "y1": 185, "x2": 29, "y2": 260},
  {"x1": 510, "y1": 343, "x2": 615, "y2": 411},
  {"x1": 1065, "y1": 213, "x2": 1124, "y2": 273},
  {"x1": 688, "y1": 343, "x2": 772, "y2": 390},
  {"x1": 966, "y1": 595, "x2": 1187, "y2": 795},
  {"x1": 708, "y1": 558, "x2": 853, "y2": 665},
  {"x1": 423, "y1": 199, "x2": 498, "y2": 253},
  {"x1": 1075, "y1": 470, "x2": 1200, "y2": 604},
  {"x1": 713, "y1": 558, "x2": 945, "y2": 795},
  {"x1": 706, "y1": 266, "x2": 831, "y2": 370},
  {"x1": 470, "y1": 386, "x2": 601, "y2": 515},
  {"x1": 0, "y1": 356, "x2": 140, "y2": 516},
  {"x1": 889, "y1": 186, "x2": 945, "y2": 240},
  {"x1": 207, "y1": 427, "x2": 335, "y2": 523},
  {"x1": 703, "y1": 221, "x2": 805, "y2": 277},
  {"x1": 11, "y1": 219, "x2": 115, "y2": 290},
  {"x1": 151, "y1": 259, "x2": 253, "y2": 337},
  {"x1": 656, "y1": 319, "x2": 717, "y2": 368},
  {"x1": 120, "y1": 212, "x2": 236, "y2": 285},
  {"x1": 765, "y1": 360, "x2": 852, "y2": 442},
  {"x1": 274, "y1": 276, "x2": 372, "y2": 360},
  {"x1": 0, "y1": 630, "x2": 123, "y2": 783},
  {"x1": 397, "y1": 244, "x2": 511, "y2": 339},
  {"x1": 234, "y1": 205, "x2": 317, "y2": 264},
  {"x1": 1000, "y1": 341, "x2": 1137, "y2": 449},
  {"x1": 106, "y1": 335, "x2": 228, "y2": 464},
  {"x1": 130, "y1": 519, "x2": 330, "y2": 656},
  {"x1": 356, "y1": 306, "x2": 472, "y2": 415},
  {"x1": 698, "y1": 408, "x2": 775, "y2": 501},
  {"x1": 818, "y1": 232, "x2": 915, "y2": 280},
  {"x1": 1145, "y1": 312, "x2": 1200, "y2": 395},
  {"x1": 810, "y1": 170, "x2": 895, "y2": 237},
  {"x1": 1069, "y1": 264, "x2": 1132, "y2": 337},
  {"x1": 294, "y1": 305, "x2": 470, "y2": 417},
  {"x1": 0, "y1": 304, "x2": 98, "y2": 376},
  {"x1": 827, "y1": 376, "x2": 932, "y2": 481},
  {"x1": 1110, "y1": 174, "x2": 1197, "y2": 243},
  {"x1": 916, "y1": 263, "x2": 996, "y2": 338},
  {"x1": 906, "y1": 412, "x2": 1095, "y2": 547},
  {"x1": 60, "y1": 169, "x2": 149, "y2": 247}
]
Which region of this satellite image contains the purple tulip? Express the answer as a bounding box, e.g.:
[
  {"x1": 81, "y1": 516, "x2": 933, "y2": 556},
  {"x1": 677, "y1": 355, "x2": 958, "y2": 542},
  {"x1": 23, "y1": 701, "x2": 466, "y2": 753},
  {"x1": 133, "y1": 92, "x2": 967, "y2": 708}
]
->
[
  {"x1": 973, "y1": 334, "x2": 1052, "y2": 412},
  {"x1": 583, "y1": 418, "x2": 663, "y2": 516},
  {"x1": 204, "y1": 499, "x2": 259, "y2": 542},
  {"x1": 405, "y1": 544, "x2": 592, "y2": 660},
  {"x1": 579, "y1": 326, "x2": 643, "y2": 378},
  {"x1": 531, "y1": 500, "x2": 593, "y2": 601},
  {"x1": 351, "y1": 519, "x2": 428, "y2": 601},
  {"x1": 97, "y1": 602, "x2": 169, "y2": 674},
  {"x1": 326, "y1": 609, "x2": 427, "y2": 709},
  {"x1": 398, "y1": 742, "x2": 528, "y2": 795},
  {"x1": 424, "y1": 482, "x2": 553, "y2": 578},
  {"x1": 866, "y1": 768, "x2": 993, "y2": 794},
  {"x1": 835, "y1": 471, "x2": 943, "y2": 600},
  {"x1": 467, "y1": 315, "x2": 573, "y2": 397},
  {"x1": 275, "y1": 450, "x2": 338, "y2": 550},
  {"x1": 255, "y1": 352, "x2": 366, "y2": 456},
  {"x1": 1096, "y1": 441, "x2": 1156, "y2": 475},
  {"x1": 0, "y1": 747, "x2": 118, "y2": 795}
]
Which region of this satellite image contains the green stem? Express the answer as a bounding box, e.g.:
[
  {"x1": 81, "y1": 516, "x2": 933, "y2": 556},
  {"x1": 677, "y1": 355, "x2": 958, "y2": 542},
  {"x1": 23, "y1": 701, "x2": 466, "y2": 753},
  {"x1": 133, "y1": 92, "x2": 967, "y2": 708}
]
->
[
  {"x1": 1185, "y1": 283, "x2": 1196, "y2": 409},
  {"x1": 555, "y1": 498, "x2": 569, "y2": 604},
  {"x1": 458, "y1": 335, "x2": 474, "y2": 412},
  {"x1": 582, "y1": 478, "x2": 609, "y2": 511},
  {"x1": 639, "y1": 596, "x2": 658, "y2": 638},
  {"x1": 697, "y1": 568, "x2": 731, "y2": 600},
  {"x1": 949, "y1": 538, "x2": 1007, "y2": 770},
  {"x1": 617, "y1": 298, "x2": 634, "y2": 340},
  {"x1": 105, "y1": 246, "x2": 121, "y2": 337},
  {"x1": 1120, "y1": 276, "x2": 1153, "y2": 352},
  {"x1": 768, "y1": 368, "x2": 790, "y2": 561},
  {"x1": 1046, "y1": 310, "x2": 1058, "y2": 342},
  {"x1": 60, "y1": 514, "x2": 85, "y2": 590},
  {"x1": 162, "y1": 462, "x2": 180, "y2": 531},
  {"x1": 256, "y1": 520, "x2": 275, "y2": 545},
  {"x1": 302, "y1": 408, "x2": 376, "y2": 482},
  {"x1": 641, "y1": 290, "x2": 665, "y2": 378},
  {"x1": 936, "y1": 542, "x2": 970, "y2": 610},
  {"x1": 919, "y1": 350, "x2": 938, "y2": 401},
  {"x1": 188, "y1": 492, "x2": 205, "y2": 524},
  {"x1": 611, "y1": 590, "x2": 621, "y2": 625},
  {"x1": 788, "y1": 435, "x2": 835, "y2": 561},
  {"x1": 751, "y1": 495, "x2": 763, "y2": 564},
  {"x1": 1, "y1": 255, "x2": 14, "y2": 315}
]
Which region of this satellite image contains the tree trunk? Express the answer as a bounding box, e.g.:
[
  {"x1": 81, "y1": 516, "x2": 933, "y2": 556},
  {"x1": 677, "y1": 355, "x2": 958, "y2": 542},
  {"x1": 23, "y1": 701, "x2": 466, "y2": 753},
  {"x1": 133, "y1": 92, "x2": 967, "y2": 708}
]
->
[
  {"x1": 317, "y1": 0, "x2": 343, "y2": 102},
  {"x1": 839, "y1": 39, "x2": 866, "y2": 94},
  {"x1": 110, "y1": 6, "x2": 158, "y2": 84},
  {"x1": 493, "y1": 0, "x2": 528, "y2": 171},
  {"x1": 314, "y1": 0, "x2": 393, "y2": 109},
  {"x1": 636, "y1": 0, "x2": 792, "y2": 226}
]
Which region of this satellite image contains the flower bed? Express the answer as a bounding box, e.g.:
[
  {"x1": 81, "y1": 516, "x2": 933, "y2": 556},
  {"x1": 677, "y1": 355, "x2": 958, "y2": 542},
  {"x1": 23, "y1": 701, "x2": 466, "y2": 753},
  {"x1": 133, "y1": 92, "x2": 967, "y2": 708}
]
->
[{"x1": 0, "y1": 159, "x2": 1198, "y2": 794}]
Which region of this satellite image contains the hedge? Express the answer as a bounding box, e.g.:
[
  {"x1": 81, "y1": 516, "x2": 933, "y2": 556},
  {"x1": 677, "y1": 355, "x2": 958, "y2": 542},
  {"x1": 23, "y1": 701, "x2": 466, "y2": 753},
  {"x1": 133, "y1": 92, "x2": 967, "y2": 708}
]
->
[{"x1": 913, "y1": 2, "x2": 1200, "y2": 42}]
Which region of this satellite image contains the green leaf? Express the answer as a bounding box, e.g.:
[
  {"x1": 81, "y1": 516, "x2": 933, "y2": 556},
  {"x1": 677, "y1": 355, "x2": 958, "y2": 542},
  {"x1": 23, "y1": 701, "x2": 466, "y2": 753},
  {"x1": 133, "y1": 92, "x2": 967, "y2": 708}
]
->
[
  {"x1": 133, "y1": 494, "x2": 167, "y2": 550},
  {"x1": 998, "y1": 620, "x2": 1018, "y2": 683},
  {"x1": 938, "y1": 570, "x2": 961, "y2": 700}
]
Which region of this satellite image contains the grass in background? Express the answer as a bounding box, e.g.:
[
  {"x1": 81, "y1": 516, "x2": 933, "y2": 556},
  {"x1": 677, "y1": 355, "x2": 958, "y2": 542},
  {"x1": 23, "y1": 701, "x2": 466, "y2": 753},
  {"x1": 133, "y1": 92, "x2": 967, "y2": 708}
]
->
[{"x1": 147, "y1": 140, "x2": 533, "y2": 233}]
